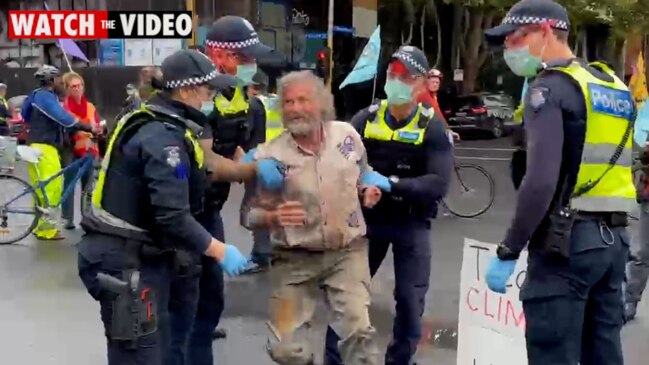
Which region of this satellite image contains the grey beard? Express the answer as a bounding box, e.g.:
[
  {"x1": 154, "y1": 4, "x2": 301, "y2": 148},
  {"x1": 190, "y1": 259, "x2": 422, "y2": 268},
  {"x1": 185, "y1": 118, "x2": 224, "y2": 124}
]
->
[{"x1": 285, "y1": 118, "x2": 321, "y2": 137}]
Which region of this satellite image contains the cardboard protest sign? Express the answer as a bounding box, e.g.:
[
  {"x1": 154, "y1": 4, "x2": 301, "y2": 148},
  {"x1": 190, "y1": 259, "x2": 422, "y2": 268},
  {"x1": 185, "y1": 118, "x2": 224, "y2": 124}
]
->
[{"x1": 456, "y1": 239, "x2": 528, "y2": 365}]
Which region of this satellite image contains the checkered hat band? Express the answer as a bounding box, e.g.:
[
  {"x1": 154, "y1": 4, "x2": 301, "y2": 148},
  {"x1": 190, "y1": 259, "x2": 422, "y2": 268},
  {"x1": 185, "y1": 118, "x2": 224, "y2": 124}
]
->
[
  {"x1": 205, "y1": 37, "x2": 260, "y2": 49},
  {"x1": 502, "y1": 16, "x2": 568, "y2": 30},
  {"x1": 165, "y1": 70, "x2": 218, "y2": 89},
  {"x1": 394, "y1": 52, "x2": 426, "y2": 75}
]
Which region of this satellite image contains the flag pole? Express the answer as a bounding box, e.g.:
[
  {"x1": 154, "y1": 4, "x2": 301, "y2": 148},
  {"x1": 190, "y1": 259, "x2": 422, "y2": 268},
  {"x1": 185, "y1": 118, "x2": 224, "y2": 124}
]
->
[
  {"x1": 326, "y1": 0, "x2": 334, "y2": 91},
  {"x1": 61, "y1": 47, "x2": 73, "y2": 71},
  {"x1": 371, "y1": 75, "x2": 377, "y2": 102}
]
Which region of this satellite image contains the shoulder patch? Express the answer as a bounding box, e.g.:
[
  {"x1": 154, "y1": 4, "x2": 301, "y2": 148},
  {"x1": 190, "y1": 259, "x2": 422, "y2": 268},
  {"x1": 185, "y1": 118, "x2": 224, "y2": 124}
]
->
[
  {"x1": 587, "y1": 83, "x2": 634, "y2": 120},
  {"x1": 528, "y1": 87, "x2": 548, "y2": 109}
]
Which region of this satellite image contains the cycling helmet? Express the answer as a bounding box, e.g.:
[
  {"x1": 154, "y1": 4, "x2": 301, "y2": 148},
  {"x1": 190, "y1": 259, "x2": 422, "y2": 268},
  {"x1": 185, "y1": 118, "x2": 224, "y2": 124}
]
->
[
  {"x1": 34, "y1": 65, "x2": 61, "y2": 83},
  {"x1": 427, "y1": 68, "x2": 443, "y2": 79}
]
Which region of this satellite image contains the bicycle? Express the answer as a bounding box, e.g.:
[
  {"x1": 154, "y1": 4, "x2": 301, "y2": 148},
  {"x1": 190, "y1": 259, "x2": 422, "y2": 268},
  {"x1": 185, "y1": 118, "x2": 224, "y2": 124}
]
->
[
  {"x1": 441, "y1": 159, "x2": 495, "y2": 219},
  {"x1": 0, "y1": 136, "x2": 99, "y2": 245}
]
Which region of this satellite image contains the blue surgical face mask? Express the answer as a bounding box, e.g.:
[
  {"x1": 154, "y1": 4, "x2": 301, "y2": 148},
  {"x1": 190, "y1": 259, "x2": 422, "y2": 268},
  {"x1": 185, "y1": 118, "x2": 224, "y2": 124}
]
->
[
  {"x1": 384, "y1": 78, "x2": 414, "y2": 105},
  {"x1": 504, "y1": 45, "x2": 543, "y2": 77},
  {"x1": 200, "y1": 101, "x2": 214, "y2": 116},
  {"x1": 236, "y1": 63, "x2": 258, "y2": 85}
]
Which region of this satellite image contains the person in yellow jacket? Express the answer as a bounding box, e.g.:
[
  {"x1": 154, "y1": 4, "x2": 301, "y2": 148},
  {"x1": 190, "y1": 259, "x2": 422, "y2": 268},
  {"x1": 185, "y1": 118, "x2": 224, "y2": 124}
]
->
[
  {"x1": 484, "y1": 1, "x2": 635, "y2": 365},
  {"x1": 0, "y1": 82, "x2": 10, "y2": 136},
  {"x1": 22, "y1": 65, "x2": 93, "y2": 240}
]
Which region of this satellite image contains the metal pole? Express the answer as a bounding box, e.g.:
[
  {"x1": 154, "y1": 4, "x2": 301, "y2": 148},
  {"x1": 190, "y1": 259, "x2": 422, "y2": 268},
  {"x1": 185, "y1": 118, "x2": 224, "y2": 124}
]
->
[
  {"x1": 326, "y1": 0, "x2": 334, "y2": 91},
  {"x1": 186, "y1": 0, "x2": 196, "y2": 47}
]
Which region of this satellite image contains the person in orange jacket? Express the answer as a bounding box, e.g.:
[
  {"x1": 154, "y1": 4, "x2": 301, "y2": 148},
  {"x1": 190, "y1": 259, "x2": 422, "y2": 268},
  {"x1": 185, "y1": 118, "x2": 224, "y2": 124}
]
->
[{"x1": 61, "y1": 72, "x2": 101, "y2": 229}]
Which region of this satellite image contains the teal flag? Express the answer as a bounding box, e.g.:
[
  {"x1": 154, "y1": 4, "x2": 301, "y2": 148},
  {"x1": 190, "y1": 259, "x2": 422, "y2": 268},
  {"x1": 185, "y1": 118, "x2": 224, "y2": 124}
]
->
[
  {"x1": 339, "y1": 26, "x2": 381, "y2": 89},
  {"x1": 634, "y1": 101, "x2": 649, "y2": 146}
]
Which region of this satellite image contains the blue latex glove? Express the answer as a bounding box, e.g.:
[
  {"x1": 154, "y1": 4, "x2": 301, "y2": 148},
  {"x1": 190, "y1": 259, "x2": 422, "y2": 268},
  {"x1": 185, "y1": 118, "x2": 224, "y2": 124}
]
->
[
  {"x1": 241, "y1": 148, "x2": 256, "y2": 164},
  {"x1": 485, "y1": 257, "x2": 517, "y2": 294},
  {"x1": 361, "y1": 170, "x2": 392, "y2": 192},
  {"x1": 220, "y1": 244, "x2": 248, "y2": 277},
  {"x1": 257, "y1": 159, "x2": 285, "y2": 191}
]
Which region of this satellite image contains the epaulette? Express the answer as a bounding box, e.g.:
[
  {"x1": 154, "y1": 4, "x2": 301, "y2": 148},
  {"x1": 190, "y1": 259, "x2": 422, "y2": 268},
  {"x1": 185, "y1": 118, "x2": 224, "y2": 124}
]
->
[{"x1": 367, "y1": 102, "x2": 381, "y2": 114}]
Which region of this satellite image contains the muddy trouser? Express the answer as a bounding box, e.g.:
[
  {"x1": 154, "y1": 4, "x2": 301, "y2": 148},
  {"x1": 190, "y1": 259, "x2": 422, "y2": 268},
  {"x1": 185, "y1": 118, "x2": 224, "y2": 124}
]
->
[
  {"x1": 522, "y1": 219, "x2": 629, "y2": 365},
  {"x1": 26, "y1": 143, "x2": 63, "y2": 239},
  {"x1": 240, "y1": 180, "x2": 272, "y2": 259},
  {"x1": 187, "y1": 207, "x2": 224, "y2": 365},
  {"x1": 167, "y1": 250, "x2": 201, "y2": 365},
  {"x1": 61, "y1": 148, "x2": 92, "y2": 222},
  {"x1": 267, "y1": 244, "x2": 379, "y2": 365},
  {"x1": 626, "y1": 202, "x2": 649, "y2": 304},
  {"x1": 325, "y1": 220, "x2": 431, "y2": 365},
  {"x1": 77, "y1": 233, "x2": 172, "y2": 365}
]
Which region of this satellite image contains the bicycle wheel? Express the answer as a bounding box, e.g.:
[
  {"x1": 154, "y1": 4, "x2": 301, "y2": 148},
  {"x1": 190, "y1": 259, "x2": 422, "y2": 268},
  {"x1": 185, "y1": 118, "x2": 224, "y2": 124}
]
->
[
  {"x1": 442, "y1": 163, "x2": 495, "y2": 218},
  {"x1": 0, "y1": 174, "x2": 41, "y2": 244}
]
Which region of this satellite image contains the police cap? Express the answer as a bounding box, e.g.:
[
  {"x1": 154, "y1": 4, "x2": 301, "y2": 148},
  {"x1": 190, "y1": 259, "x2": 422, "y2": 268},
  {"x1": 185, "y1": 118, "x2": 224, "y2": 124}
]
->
[
  {"x1": 389, "y1": 46, "x2": 429, "y2": 77},
  {"x1": 485, "y1": 0, "x2": 570, "y2": 46},
  {"x1": 160, "y1": 49, "x2": 236, "y2": 90},
  {"x1": 206, "y1": 16, "x2": 275, "y2": 59}
]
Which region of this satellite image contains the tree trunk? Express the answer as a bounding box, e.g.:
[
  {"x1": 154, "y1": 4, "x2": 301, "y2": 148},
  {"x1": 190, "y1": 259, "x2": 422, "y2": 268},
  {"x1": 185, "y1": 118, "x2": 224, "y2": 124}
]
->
[
  {"x1": 450, "y1": 4, "x2": 463, "y2": 70},
  {"x1": 431, "y1": 2, "x2": 442, "y2": 68},
  {"x1": 420, "y1": 6, "x2": 426, "y2": 51},
  {"x1": 462, "y1": 8, "x2": 484, "y2": 94}
]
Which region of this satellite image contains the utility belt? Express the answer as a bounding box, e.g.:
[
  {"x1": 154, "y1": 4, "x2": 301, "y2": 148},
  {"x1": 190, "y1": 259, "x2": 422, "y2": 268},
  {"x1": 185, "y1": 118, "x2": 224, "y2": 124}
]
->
[
  {"x1": 365, "y1": 196, "x2": 433, "y2": 223},
  {"x1": 96, "y1": 238, "x2": 199, "y2": 347}
]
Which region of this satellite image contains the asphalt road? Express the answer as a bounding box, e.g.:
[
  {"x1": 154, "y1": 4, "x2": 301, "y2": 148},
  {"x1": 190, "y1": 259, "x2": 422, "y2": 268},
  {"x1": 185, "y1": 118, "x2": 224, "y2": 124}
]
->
[{"x1": 0, "y1": 134, "x2": 647, "y2": 364}]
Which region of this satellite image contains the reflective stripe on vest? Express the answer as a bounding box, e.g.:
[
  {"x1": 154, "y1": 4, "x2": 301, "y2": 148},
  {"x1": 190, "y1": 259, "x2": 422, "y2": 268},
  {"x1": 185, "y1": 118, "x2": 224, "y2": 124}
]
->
[
  {"x1": 363, "y1": 100, "x2": 428, "y2": 145},
  {"x1": 215, "y1": 87, "x2": 248, "y2": 115},
  {"x1": 550, "y1": 61, "x2": 636, "y2": 212},
  {"x1": 91, "y1": 105, "x2": 204, "y2": 232},
  {"x1": 258, "y1": 94, "x2": 283, "y2": 141}
]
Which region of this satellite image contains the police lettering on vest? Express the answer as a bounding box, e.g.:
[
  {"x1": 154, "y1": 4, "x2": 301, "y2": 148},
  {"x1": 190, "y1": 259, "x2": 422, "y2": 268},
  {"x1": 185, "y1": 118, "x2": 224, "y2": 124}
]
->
[
  {"x1": 361, "y1": 100, "x2": 433, "y2": 221},
  {"x1": 549, "y1": 61, "x2": 636, "y2": 213},
  {"x1": 83, "y1": 104, "x2": 205, "y2": 243}
]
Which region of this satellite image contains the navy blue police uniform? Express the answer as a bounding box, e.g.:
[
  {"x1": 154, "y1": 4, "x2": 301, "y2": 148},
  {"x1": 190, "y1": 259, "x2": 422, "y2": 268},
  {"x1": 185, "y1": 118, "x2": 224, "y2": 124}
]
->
[
  {"x1": 77, "y1": 50, "x2": 237, "y2": 365},
  {"x1": 325, "y1": 46, "x2": 454, "y2": 365},
  {"x1": 187, "y1": 15, "x2": 274, "y2": 365},
  {"x1": 485, "y1": 1, "x2": 636, "y2": 364}
]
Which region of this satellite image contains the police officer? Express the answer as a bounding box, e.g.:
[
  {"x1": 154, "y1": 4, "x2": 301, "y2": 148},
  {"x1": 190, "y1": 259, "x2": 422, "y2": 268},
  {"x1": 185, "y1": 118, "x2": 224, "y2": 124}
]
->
[
  {"x1": 240, "y1": 70, "x2": 283, "y2": 274},
  {"x1": 324, "y1": 46, "x2": 454, "y2": 365},
  {"x1": 189, "y1": 15, "x2": 275, "y2": 363},
  {"x1": 483, "y1": 1, "x2": 636, "y2": 364},
  {"x1": 77, "y1": 49, "x2": 250, "y2": 365},
  {"x1": 624, "y1": 136, "x2": 649, "y2": 321}
]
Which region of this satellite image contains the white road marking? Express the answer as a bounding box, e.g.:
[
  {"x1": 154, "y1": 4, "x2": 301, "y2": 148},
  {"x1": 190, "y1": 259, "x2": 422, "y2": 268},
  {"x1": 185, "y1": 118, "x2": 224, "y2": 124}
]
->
[
  {"x1": 455, "y1": 156, "x2": 510, "y2": 161},
  {"x1": 454, "y1": 147, "x2": 516, "y2": 152}
]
